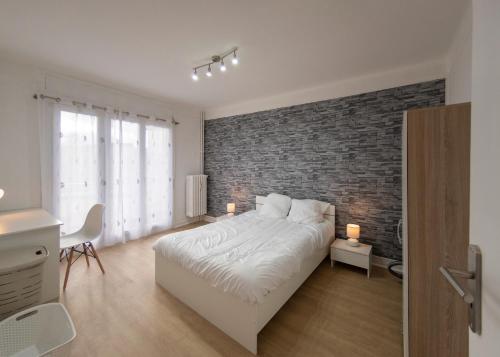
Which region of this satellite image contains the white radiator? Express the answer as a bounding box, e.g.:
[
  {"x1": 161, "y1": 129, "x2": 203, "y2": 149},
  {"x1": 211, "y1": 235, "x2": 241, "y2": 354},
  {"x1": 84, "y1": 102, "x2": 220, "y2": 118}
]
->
[{"x1": 186, "y1": 175, "x2": 208, "y2": 217}]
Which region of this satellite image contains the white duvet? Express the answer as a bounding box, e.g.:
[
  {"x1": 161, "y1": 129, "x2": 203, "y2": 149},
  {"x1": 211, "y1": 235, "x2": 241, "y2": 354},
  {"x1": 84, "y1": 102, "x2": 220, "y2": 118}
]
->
[{"x1": 153, "y1": 210, "x2": 334, "y2": 303}]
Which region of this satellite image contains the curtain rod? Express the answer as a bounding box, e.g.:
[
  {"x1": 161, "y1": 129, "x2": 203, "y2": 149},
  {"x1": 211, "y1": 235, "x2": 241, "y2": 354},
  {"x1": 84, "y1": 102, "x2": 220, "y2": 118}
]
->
[{"x1": 33, "y1": 93, "x2": 180, "y2": 125}]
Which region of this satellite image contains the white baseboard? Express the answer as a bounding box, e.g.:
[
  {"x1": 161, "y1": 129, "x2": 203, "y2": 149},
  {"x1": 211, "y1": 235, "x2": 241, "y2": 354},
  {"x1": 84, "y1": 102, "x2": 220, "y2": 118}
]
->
[
  {"x1": 173, "y1": 217, "x2": 202, "y2": 228},
  {"x1": 203, "y1": 215, "x2": 231, "y2": 223},
  {"x1": 372, "y1": 255, "x2": 397, "y2": 268},
  {"x1": 177, "y1": 215, "x2": 221, "y2": 225},
  {"x1": 173, "y1": 220, "x2": 190, "y2": 228}
]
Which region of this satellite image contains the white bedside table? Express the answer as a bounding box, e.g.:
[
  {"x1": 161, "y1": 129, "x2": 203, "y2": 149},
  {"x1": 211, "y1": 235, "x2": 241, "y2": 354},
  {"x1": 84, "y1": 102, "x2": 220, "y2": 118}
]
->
[{"x1": 331, "y1": 239, "x2": 373, "y2": 278}]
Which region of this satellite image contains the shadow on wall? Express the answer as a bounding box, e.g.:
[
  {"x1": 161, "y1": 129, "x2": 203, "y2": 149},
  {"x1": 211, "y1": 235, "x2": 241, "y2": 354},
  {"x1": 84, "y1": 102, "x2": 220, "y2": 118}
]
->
[{"x1": 204, "y1": 79, "x2": 445, "y2": 260}]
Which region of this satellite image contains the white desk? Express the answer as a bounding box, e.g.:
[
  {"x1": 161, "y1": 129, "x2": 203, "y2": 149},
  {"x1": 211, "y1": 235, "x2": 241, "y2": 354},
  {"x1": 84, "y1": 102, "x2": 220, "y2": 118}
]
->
[{"x1": 0, "y1": 209, "x2": 62, "y2": 302}]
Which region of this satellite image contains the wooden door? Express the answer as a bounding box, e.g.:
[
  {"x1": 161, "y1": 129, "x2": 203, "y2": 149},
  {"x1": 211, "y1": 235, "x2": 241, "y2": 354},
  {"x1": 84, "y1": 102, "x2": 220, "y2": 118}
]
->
[{"x1": 407, "y1": 103, "x2": 470, "y2": 357}]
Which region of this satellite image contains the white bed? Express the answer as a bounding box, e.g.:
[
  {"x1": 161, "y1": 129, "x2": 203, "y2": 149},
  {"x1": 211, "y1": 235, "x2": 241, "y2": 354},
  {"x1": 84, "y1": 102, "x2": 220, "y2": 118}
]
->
[{"x1": 153, "y1": 195, "x2": 335, "y2": 354}]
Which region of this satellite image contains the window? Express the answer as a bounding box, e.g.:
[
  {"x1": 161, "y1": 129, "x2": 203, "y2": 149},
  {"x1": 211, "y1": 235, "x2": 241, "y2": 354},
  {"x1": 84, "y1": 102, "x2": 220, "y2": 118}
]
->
[
  {"x1": 53, "y1": 107, "x2": 173, "y2": 246},
  {"x1": 145, "y1": 125, "x2": 172, "y2": 230},
  {"x1": 57, "y1": 111, "x2": 100, "y2": 235}
]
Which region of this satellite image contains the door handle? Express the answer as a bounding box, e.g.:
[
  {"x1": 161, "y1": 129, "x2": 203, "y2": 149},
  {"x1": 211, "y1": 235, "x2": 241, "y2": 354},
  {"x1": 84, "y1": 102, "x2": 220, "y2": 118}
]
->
[
  {"x1": 439, "y1": 244, "x2": 482, "y2": 334},
  {"x1": 439, "y1": 267, "x2": 474, "y2": 303}
]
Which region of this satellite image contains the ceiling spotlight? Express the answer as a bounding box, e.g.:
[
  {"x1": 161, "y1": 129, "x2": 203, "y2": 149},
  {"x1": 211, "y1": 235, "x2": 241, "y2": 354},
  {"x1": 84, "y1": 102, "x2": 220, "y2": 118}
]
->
[
  {"x1": 191, "y1": 47, "x2": 238, "y2": 81},
  {"x1": 232, "y1": 51, "x2": 238, "y2": 65}
]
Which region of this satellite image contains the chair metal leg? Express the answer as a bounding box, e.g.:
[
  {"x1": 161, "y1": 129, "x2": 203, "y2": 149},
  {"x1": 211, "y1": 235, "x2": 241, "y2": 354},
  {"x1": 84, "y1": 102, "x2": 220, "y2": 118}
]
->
[
  {"x1": 88, "y1": 242, "x2": 105, "y2": 274},
  {"x1": 83, "y1": 243, "x2": 90, "y2": 267},
  {"x1": 59, "y1": 249, "x2": 69, "y2": 262},
  {"x1": 63, "y1": 247, "x2": 75, "y2": 290}
]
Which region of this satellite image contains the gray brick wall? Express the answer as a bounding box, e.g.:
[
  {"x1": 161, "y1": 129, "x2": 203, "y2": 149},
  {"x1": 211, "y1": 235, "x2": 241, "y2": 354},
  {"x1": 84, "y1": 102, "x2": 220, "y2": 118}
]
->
[{"x1": 204, "y1": 79, "x2": 445, "y2": 259}]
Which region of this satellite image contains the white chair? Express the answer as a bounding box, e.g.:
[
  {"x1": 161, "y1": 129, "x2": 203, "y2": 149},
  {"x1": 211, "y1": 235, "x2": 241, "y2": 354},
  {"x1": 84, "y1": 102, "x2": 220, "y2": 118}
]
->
[{"x1": 60, "y1": 204, "x2": 105, "y2": 290}]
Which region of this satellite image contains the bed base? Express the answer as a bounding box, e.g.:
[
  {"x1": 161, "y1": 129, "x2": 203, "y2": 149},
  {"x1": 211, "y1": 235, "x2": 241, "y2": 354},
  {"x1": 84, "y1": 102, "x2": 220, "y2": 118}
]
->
[{"x1": 155, "y1": 246, "x2": 330, "y2": 354}]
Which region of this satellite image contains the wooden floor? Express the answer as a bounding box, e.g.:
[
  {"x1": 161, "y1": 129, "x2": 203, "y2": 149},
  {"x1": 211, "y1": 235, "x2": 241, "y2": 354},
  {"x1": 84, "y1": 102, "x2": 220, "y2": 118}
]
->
[{"x1": 59, "y1": 223, "x2": 403, "y2": 357}]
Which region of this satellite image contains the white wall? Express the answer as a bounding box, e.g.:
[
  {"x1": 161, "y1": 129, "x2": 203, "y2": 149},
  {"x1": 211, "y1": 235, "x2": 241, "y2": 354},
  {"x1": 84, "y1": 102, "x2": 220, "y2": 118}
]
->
[
  {"x1": 0, "y1": 57, "x2": 202, "y2": 227},
  {"x1": 0, "y1": 60, "x2": 41, "y2": 210},
  {"x1": 206, "y1": 60, "x2": 447, "y2": 119},
  {"x1": 470, "y1": 0, "x2": 500, "y2": 355},
  {"x1": 446, "y1": 2, "x2": 472, "y2": 104},
  {"x1": 171, "y1": 105, "x2": 204, "y2": 227}
]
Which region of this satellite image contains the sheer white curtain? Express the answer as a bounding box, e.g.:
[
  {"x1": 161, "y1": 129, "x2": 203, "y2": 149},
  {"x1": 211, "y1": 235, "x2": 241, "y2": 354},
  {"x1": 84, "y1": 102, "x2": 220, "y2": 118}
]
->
[
  {"x1": 40, "y1": 100, "x2": 174, "y2": 247},
  {"x1": 53, "y1": 105, "x2": 102, "y2": 236}
]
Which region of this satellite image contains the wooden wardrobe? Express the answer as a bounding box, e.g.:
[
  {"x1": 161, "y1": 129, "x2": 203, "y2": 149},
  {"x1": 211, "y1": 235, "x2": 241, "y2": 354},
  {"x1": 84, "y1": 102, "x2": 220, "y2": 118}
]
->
[{"x1": 403, "y1": 103, "x2": 471, "y2": 357}]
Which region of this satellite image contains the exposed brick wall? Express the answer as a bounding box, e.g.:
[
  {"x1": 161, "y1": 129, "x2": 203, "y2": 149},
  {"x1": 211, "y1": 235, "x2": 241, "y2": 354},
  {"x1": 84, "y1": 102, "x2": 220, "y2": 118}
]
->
[{"x1": 204, "y1": 79, "x2": 445, "y2": 259}]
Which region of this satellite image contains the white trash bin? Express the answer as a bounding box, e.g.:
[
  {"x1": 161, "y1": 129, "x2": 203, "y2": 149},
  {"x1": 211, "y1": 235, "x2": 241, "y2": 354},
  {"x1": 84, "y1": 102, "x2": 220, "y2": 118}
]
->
[{"x1": 0, "y1": 303, "x2": 76, "y2": 357}]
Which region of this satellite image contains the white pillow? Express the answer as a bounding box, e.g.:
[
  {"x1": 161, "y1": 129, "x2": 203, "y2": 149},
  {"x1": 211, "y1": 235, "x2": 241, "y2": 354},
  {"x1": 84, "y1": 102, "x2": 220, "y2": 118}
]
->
[
  {"x1": 287, "y1": 199, "x2": 327, "y2": 224},
  {"x1": 259, "y1": 193, "x2": 292, "y2": 218},
  {"x1": 309, "y1": 199, "x2": 330, "y2": 215}
]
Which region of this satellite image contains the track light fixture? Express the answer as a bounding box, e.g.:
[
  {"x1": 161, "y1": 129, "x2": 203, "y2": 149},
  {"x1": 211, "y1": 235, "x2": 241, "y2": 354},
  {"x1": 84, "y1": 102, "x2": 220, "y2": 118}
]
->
[
  {"x1": 191, "y1": 47, "x2": 238, "y2": 81},
  {"x1": 232, "y1": 50, "x2": 238, "y2": 65}
]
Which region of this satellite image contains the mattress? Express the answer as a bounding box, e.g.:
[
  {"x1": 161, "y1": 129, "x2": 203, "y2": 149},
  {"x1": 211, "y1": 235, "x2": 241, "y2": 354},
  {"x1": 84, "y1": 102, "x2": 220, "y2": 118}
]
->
[{"x1": 153, "y1": 211, "x2": 334, "y2": 303}]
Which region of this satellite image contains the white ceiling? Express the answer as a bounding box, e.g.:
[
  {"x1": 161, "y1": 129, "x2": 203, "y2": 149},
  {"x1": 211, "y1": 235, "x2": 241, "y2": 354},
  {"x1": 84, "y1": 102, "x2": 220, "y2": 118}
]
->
[{"x1": 0, "y1": 0, "x2": 468, "y2": 109}]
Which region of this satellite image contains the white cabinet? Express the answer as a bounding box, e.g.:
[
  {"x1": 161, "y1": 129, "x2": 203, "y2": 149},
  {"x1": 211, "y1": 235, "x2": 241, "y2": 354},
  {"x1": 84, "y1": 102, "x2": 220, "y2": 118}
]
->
[
  {"x1": 330, "y1": 239, "x2": 372, "y2": 278},
  {"x1": 0, "y1": 209, "x2": 62, "y2": 302}
]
